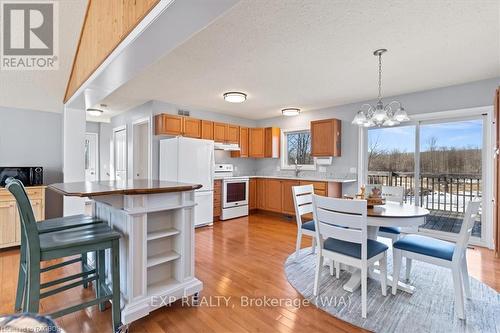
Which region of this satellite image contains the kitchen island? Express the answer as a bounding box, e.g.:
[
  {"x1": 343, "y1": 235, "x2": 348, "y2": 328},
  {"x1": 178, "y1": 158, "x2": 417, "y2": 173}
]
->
[{"x1": 49, "y1": 180, "x2": 203, "y2": 325}]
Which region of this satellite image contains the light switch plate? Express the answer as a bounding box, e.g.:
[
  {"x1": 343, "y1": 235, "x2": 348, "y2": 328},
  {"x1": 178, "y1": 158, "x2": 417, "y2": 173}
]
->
[
  {"x1": 350, "y1": 167, "x2": 357, "y2": 173},
  {"x1": 319, "y1": 166, "x2": 326, "y2": 173},
  {"x1": 276, "y1": 166, "x2": 281, "y2": 171}
]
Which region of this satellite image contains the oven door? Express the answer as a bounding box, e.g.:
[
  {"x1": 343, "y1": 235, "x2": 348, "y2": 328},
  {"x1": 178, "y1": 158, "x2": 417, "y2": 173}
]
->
[{"x1": 222, "y1": 179, "x2": 249, "y2": 208}]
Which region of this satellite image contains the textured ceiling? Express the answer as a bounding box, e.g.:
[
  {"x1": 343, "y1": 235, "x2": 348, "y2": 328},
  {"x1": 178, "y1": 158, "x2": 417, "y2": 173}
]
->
[
  {"x1": 103, "y1": 0, "x2": 500, "y2": 120},
  {"x1": 0, "y1": 0, "x2": 87, "y2": 113}
]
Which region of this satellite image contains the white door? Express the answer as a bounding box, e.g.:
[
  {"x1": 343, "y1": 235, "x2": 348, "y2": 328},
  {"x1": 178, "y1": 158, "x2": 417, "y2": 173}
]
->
[
  {"x1": 113, "y1": 128, "x2": 127, "y2": 181},
  {"x1": 133, "y1": 120, "x2": 150, "y2": 179},
  {"x1": 85, "y1": 133, "x2": 98, "y2": 182}
]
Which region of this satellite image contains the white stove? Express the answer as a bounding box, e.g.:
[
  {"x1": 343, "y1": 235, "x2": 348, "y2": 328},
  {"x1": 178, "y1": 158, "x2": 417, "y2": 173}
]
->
[{"x1": 214, "y1": 164, "x2": 249, "y2": 220}]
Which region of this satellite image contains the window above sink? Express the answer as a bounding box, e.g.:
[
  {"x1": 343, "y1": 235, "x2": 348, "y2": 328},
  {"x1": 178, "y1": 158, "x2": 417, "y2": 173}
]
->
[{"x1": 280, "y1": 128, "x2": 316, "y2": 171}]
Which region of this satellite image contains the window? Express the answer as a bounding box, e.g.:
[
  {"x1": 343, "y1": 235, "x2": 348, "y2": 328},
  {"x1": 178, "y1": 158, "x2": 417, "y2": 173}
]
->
[{"x1": 281, "y1": 129, "x2": 315, "y2": 170}]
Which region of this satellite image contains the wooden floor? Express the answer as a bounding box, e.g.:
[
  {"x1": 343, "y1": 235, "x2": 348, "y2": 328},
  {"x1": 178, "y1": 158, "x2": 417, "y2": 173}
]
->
[{"x1": 1, "y1": 212, "x2": 499, "y2": 332}]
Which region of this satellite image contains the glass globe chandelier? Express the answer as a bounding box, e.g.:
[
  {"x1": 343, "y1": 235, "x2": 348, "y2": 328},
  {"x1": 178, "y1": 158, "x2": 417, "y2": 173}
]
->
[{"x1": 352, "y1": 49, "x2": 410, "y2": 127}]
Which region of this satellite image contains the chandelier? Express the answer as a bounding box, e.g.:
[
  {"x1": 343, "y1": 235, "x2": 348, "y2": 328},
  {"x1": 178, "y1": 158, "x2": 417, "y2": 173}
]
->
[{"x1": 352, "y1": 49, "x2": 409, "y2": 127}]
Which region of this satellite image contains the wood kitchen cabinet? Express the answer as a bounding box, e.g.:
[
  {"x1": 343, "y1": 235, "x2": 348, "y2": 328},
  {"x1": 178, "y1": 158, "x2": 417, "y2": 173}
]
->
[
  {"x1": 311, "y1": 118, "x2": 341, "y2": 157},
  {"x1": 256, "y1": 178, "x2": 266, "y2": 209},
  {"x1": 265, "y1": 179, "x2": 282, "y2": 213},
  {"x1": 213, "y1": 122, "x2": 227, "y2": 142},
  {"x1": 155, "y1": 114, "x2": 184, "y2": 135},
  {"x1": 214, "y1": 180, "x2": 222, "y2": 220},
  {"x1": 226, "y1": 125, "x2": 240, "y2": 144},
  {"x1": 183, "y1": 117, "x2": 202, "y2": 138},
  {"x1": 0, "y1": 186, "x2": 45, "y2": 248},
  {"x1": 264, "y1": 127, "x2": 280, "y2": 158},
  {"x1": 281, "y1": 180, "x2": 300, "y2": 215},
  {"x1": 249, "y1": 128, "x2": 265, "y2": 158},
  {"x1": 201, "y1": 120, "x2": 214, "y2": 140},
  {"x1": 249, "y1": 178, "x2": 257, "y2": 210},
  {"x1": 231, "y1": 127, "x2": 249, "y2": 158}
]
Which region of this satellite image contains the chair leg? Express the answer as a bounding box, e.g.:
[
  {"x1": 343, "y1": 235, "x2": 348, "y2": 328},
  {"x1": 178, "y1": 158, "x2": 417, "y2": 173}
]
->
[
  {"x1": 15, "y1": 240, "x2": 27, "y2": 312},
  {"x1": 461, "y1": 255, "x2": 471, "y2": 299},
  {"x1": 361, "y1": 266, "x2": 367, "y2": 318},
  {"x1": 329, "y1": 259, "x2": 334, "y2": 276},
  {"x1": 82, "y1": 253, "x2": 88, "y2": 288},
  {"x1": 313, "y1": 252, "x2": 323, "y2": 296},
  {"x1": 405, "y1": 258, "x2": 412, "y2": 282},
  {"x1": 392, "y1": 249, "x2": 402, "y2": 295},
  {"x1": 295, "y1": 230, "x2": 302, "y2": 261},
  {"x1": 452, "y1": 265, "x2": 465, "y2": 319},
  {"x1": 380, "y1": 254, "x2": 388, "y2": 296},
  {"x1": 311, "y1": 236, "x2": 316, "y2": 254},
  {"x1": 97, "y1": 249, "x2": 107, "y2": 311},
  {"x1": 111, "y1": 240, "x2": 122, "y2": 332},
  {"x1": 26, "y1": 261, "x2": 41, "y2": 314},
  {"x1": 335, "y1": 261, "x2": 340, "y2": 279}
]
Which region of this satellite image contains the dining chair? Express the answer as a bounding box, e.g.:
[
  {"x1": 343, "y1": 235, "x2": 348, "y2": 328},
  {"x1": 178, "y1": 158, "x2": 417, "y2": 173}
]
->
[
  {"x1": 391, "y1": 199, "x2": 481, "y2": 320},
  {"x1": 291, "y1": 184, "x2": 317, "y2": 260},
  {"x1": 377, "y1": 185, "x2": 412, "y2": 281},
  {"x1": 5, "y1": 178, "x2": 123, "y2": 332},
  {"x1": 6, "y1": 179, "x2": 104, "y2": 312},
  {"x1": 312, "y1": 195, "x2": 388, "y2": 318}
]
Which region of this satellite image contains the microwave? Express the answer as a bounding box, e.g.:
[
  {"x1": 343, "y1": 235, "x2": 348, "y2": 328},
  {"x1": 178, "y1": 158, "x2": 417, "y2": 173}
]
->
[{"x1": 0, "y1": 167, "x2": 43, "y2": 187}]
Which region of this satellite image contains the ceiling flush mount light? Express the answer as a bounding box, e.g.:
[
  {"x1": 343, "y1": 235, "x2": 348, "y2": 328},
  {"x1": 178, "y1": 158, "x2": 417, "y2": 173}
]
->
[
  {"x1": 86, "y1": 104, "x2": 106, "y2": 117},
  {"x1": 223, "y1": 91, "x2": 247, "y2": 103},
  {"x1": 281, "y1": 108, "x2": 301, "y2": 116},
  {"x1": 352, "y1": 49, "x2": 410, "y2": 127}
]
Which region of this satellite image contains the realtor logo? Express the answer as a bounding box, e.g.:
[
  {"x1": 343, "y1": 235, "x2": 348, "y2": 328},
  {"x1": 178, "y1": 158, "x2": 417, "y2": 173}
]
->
[{"x1": 1, "y1": 1, "x2": 59, "y2": 70}]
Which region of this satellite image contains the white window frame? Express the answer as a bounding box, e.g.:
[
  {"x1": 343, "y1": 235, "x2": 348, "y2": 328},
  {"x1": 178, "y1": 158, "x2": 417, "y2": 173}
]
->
[{"x1": 280, "y1": 128, "x2": 316, "y2": 171}]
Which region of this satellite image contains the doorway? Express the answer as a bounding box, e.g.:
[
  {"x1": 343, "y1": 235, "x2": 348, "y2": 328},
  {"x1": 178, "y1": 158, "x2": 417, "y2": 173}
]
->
[
  {"x1": 132, "y1": 118, "x2": 152, "y2": 180},
  {"x1": 113, "y1": 126, "x2": 127, "y2": 181},
  {"x1": 364, "y1": 107, "x2": 494, "y2": 248},
  {"x1": 85, "y1": 133, "x2": 99, "y2": 182}
]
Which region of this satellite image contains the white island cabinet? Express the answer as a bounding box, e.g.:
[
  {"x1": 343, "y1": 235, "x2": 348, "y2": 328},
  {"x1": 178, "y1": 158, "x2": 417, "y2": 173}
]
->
[{"x1": 48, "y1": 180, "x2": 203, "y2": 325}]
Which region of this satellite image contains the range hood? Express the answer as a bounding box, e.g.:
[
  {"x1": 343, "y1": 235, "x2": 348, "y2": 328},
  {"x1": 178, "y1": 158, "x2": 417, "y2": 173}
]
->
[{"x1": 214, "y1": 142, "x2": 240, "y2": 151}]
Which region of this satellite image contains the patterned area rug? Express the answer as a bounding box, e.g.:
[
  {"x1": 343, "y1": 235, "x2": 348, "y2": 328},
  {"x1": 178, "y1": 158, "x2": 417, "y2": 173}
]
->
[{"x1": 285, "y1": 247, "x2": 500, "y2": 333}]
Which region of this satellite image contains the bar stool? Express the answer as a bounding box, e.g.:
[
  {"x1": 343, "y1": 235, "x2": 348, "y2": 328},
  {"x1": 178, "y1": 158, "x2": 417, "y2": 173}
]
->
[
  {"x1": 7, "y1": 179, "x2": 104, "y2": 312},
  {"x1": 6, "y1": 178, "x2": 123, "y2": 332}
]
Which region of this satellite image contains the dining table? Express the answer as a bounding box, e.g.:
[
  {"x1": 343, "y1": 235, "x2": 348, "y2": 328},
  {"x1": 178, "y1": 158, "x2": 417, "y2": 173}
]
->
[{"x1": 341, "y1": 201, "x2": 430, "y2": 294}]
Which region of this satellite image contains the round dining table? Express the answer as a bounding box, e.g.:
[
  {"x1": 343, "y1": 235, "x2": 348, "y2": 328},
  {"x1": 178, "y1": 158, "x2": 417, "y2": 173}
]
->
[{"x1": 341, "y1": 201, "x2": 430, "y2": 294}]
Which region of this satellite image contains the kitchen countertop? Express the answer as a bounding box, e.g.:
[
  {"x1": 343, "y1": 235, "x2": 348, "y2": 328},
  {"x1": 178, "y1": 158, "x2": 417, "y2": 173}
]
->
[
  {"x1": 214, "y1": 175, "x2": 356, "y2": 183},
  {"x1": 48, "y1": 179, "x2": 202, "y2": 197}
]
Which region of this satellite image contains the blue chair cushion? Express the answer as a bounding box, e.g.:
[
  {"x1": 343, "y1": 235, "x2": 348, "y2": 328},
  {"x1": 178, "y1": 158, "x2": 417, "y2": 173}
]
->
[
  {"x1": 323, "y1": 238, "x2": 388, "y2": 259},
  {"x1": 301, "y1": 220, "x2": 315, "y2": 231},
  {"x1": 393, "y1": 234, "x2": 455, "y2": 261},
  {"x1": 379, "y1": 226, "x2": 401, "y2": 234}
]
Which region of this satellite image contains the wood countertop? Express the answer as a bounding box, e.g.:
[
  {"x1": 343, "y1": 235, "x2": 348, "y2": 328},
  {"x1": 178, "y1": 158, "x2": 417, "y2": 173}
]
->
[{"x1": 48, "y1": 180, "x2": 202, "y2": 197}]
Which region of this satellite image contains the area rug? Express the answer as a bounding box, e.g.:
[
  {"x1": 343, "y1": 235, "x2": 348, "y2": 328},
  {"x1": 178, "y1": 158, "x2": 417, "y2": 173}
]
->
[{"x1": 285, "y1": 247, "x2": 500, "y2": 333}]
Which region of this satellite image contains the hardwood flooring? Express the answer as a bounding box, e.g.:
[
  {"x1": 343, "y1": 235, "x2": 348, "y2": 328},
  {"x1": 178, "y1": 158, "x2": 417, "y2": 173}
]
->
[{"x1": 0, "y1": 212, "x2": 499, "y2": 332}]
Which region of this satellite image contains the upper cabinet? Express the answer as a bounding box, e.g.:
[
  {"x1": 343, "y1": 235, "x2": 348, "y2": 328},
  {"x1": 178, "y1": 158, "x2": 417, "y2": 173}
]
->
[
  {"x1": 155, "y1": 114, "x2": 184, "y2": 136},
  {"x1": 311, "y1": 118, "x2": 341, "y2": 157},
  {"x1": 231, "y1": 127, "x2": 249, "y2": 158},
  {"x1": 201, "y1": 120, "x2": 214, "y2": 140},
  {"x1": 227, "y1": 125, "x2": 240, "y2": 144},
  {"x1": 248, "y1": 127, "x2": 280, "y2": 158},
  {"x1": 183, "y1": 117, "x2": 202, "y2": 138},
  {"x1": 213, "y1": 122, "x2": 227, "y2": 142}
]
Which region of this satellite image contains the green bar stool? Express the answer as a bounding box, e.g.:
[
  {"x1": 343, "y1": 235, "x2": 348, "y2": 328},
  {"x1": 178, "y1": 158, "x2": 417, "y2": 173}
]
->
[
  {"x1": 9, "y1": 179, "x2": 104, "y2": 312},
  {"x1": 6, "y1": 178, "x2": 123, "y2": 332}
]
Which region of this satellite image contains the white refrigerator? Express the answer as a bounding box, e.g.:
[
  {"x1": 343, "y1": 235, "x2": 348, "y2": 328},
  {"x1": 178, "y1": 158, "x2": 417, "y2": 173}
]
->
[{"x1": 159, "y1": 137, "x2": 214, "y2": 227}]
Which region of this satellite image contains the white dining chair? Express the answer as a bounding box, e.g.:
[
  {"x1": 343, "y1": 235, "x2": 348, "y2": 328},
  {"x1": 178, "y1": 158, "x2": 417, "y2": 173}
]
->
[
  {"x1": 312, "y1": 195, "x2": 388, "y2": 318},
  {"x1": 292, "y1": 185, "x2": 317, "y2": 261},
  {"x1": 377, "y1": 185, "x2": 412, "y2": 281},
  {"x1": 391, "y1": 199, "x2": 481, "y2": 320}
]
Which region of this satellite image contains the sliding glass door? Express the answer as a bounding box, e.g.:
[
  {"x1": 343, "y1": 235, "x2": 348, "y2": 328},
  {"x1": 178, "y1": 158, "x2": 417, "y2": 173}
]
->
[
  {"x1": 418, "y1": 118, "x2": 483, "y2": 239},
  {"x1": 366, "y1": 113, "x2": 489, "y2": 245}
]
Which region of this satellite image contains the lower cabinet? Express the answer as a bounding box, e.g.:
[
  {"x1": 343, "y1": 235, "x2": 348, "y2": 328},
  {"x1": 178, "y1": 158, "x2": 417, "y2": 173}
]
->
[
  {"x1": 213, "y1": 180, "x2": 222, "y2": 220},
  {"x1": 0, "y1": 186, "x2": 45, "y2": 248},
  {"x1": 248, "y1": 178, "x2": 341, "y2": 216}
]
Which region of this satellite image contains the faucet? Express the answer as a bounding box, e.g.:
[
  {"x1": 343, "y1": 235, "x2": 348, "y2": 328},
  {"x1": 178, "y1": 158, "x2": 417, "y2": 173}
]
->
[{"x1": 294, "y1": 159, "x2": 302, "y2": 177}]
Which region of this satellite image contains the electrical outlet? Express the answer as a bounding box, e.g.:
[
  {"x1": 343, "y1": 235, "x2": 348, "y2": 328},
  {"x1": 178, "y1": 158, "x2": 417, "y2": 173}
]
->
[
  {"x1": 349, "y1": 167, "x2": 357, "y2": 173},
  {"x1": 319, "y1": 166, "x2": 326, "y2": 173},
  {"x1": 276, "y1": 166, "x2": 281, "y2": 171}
]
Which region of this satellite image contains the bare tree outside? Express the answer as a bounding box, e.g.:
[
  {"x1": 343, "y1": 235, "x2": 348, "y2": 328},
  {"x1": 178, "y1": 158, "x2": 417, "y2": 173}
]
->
[{"x1": 287, "y1": 131, "x2": 313, "y2": 165}]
